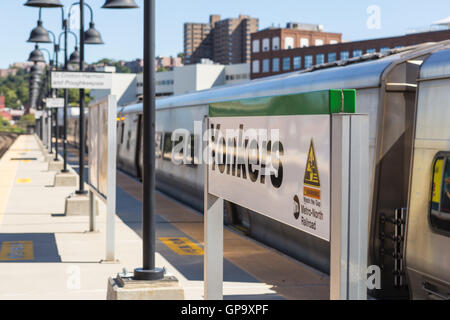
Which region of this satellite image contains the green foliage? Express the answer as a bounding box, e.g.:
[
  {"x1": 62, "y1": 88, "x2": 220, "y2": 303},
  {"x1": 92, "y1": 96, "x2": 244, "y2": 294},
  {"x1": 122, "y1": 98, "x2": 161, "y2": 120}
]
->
[
  {"x1": 115, "y1": 64, "x2": 131, "y2": 74},
  {"x1": 0, "y1": 115, "x2": 24, "y2": 133},
  {"x1": 157, "y1": 66, "x2": 170, "y2": 72},
  {"x1": 0, "y1": 71, "x2": 31, "y2": 109},
  {"x1": 19, "y1": 113, "x2": 35, "y2": 125},
  {"x1": 68, "y1": 89, "x2": 91, "y2": 106},
  {"x1": 55, "y1": 88, "x2": 91, "y2": 107}
]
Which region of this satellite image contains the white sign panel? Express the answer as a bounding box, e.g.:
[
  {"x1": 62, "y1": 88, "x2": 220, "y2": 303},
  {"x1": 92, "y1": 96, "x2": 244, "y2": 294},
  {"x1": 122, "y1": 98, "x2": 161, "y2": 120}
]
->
[
  {"x1": 208, "y1": 115, "x2": 331, "y2": 241},
  {"x1": 46, "y1": 98, "x2": 65, "y2": 109},
  {"x1": 51, "y1": 72, "x2": 112, "y2": 89}
]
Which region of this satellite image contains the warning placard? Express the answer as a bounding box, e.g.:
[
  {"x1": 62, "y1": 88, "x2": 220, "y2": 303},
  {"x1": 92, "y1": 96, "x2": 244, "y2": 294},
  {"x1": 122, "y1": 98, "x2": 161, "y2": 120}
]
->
[
  {"x1": 304, "y1": 141, "x2": 321, "y2": 188},
  {"x1": 294, "y1": 139, "x2": 327, "y2": 238}
]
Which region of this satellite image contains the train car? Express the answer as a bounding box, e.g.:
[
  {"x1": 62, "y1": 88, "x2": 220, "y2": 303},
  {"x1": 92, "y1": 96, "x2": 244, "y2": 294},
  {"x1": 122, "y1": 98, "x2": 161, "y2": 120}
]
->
[
  {"x1": 71, "y1": 41, "x2": 450, "y2": 299},
  {"x1": 404, "y1": 48, "x2": 450, "y2": 300},
  {"x1": 67, "y1": 108, "x2": 89, "y2": 151}
]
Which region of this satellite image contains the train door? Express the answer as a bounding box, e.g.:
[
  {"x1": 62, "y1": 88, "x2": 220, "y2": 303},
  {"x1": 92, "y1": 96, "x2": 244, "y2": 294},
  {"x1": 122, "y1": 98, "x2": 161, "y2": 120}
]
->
[
  {"x1": 405, "y1": 48, "x2": 450, "y2": 300},
  {"x1": 135, "y1": 114, "x2": 143, "y2": 179}
]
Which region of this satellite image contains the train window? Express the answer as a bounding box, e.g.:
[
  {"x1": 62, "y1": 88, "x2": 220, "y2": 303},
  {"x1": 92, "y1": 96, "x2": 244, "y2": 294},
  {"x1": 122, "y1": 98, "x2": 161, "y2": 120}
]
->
[
  {"x1": 161, "y1": 132, "x2": 198, "y2": 166},
  {"x1": 185, "y1": 134, "x2": 198, "y2": 166},
  {"x1": 430, "y1": 153, "x2": 450, "y2": 236},
  {"x1": 155, "y1": 132, "x2": 163, "y2": 158},
  {"x1": 162, "y1": 132, "x2": 172, "y2": 160},
  {"x1": 126, "y1": 130, "x2": 131, "y2": 151},
  {"x1": 120, "y1": 123, "x2": 125, "y2": 144}
]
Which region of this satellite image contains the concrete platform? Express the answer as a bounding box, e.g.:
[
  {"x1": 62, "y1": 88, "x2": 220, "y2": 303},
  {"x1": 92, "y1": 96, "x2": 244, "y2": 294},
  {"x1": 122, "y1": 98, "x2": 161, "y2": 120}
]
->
[
  {"x1": 44, "y1": 153, "x2": 55, "y2": 162},
  {"x1": 107, "y1": 274, "x2": 185, "y2": 300},
  {"x1": 0, "y1": 135, "x2": 329, "y2": 300},
  {"x1": 48, "y1": 159, "x2": 64, "y2": 172},
  {"x1": 53, "y1": 171, "x2": 78, "y2": 187},
  {"x1": 64, "y1": 193, "x2": 90, "y2": 216}
]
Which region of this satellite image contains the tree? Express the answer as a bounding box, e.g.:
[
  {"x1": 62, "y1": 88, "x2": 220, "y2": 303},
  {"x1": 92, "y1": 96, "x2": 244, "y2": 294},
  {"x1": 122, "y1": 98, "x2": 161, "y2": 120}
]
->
[
  {"x1": 17, "y1": 114, "x2": 35, "y2": 128},
  {"x1": 0, "y1": 70, "x2": 29, "y2": 109},
  {"x1": 157, "y1": 66, "x2": 169, "y2": 72},
  {"x1": 68, "y1": 88, "x2": 91, "y2": 106}
]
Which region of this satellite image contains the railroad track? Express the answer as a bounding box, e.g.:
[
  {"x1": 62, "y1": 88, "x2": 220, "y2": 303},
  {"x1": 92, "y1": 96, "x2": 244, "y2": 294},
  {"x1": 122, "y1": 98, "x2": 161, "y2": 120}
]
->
[{"x1": 0, "y1": 132, "x2": 19, "y2": 159}]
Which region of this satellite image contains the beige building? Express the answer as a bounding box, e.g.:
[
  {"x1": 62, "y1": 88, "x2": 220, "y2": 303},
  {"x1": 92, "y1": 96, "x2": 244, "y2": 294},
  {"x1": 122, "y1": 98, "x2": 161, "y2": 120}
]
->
[{"x1": 184, "y1": 14, "x2": 258, "y2": 65}]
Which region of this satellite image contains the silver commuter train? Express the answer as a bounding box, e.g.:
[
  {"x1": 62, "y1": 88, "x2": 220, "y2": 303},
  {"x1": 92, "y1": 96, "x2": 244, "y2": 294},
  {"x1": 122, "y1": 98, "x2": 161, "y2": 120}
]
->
[{"x1": 69, "y1": 41, "x2": 450, "y2": 299}]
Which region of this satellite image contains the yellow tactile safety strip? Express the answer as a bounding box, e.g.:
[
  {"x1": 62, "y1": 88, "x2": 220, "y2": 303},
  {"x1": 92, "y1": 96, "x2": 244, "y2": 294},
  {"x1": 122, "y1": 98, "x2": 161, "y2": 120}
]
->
[
  {"x1": 159, "y1": 237, "x2": 204, "y2": 255},
  {"x1": 0, "y1": 137, "x2": 24, "y2": 226},
  {"x1": 0, "y1": 241, "x2": 34, "y2": 261},
  {"x1": 16, "y1": 178, "x2": 31, "y2": 184}
]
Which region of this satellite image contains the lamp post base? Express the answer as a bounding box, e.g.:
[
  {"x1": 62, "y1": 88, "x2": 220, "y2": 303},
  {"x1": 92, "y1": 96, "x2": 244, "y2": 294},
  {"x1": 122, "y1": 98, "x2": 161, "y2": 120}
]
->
[
  {"x1": 107, "y1": 272, "x2": 184, "y2": 300},
  {"x1": 134, "y1": 267, "x2": 165, "y2": 281}
]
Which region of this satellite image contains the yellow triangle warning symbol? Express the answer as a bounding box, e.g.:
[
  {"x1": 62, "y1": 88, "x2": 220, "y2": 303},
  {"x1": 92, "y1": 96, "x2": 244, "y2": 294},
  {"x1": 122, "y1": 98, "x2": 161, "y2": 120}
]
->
[{"x1": 303, "y1": 140, "x2": 320, "y2": 188}]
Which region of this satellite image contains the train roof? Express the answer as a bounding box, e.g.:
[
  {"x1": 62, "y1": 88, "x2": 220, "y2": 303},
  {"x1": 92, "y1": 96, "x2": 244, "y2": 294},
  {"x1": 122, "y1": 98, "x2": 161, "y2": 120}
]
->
[
  {"x1": 119, "y1": 41, "x2": 450, "y2": 115},
  {"x1": 420, "y1": 47, "x2": 450, "y2": 80}
]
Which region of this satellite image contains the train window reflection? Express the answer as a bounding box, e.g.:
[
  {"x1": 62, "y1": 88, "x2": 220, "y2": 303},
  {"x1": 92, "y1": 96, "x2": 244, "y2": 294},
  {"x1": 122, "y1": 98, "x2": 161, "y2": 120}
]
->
[
  {"x1": 162, "y1": 132, "x2": 198, "y2": 166},
  {"x1": 430, "y1": 154, "x2": 450, "y2": 236},
  {"x1": 155, "y1": 132, "x2": 162, "y2": 158},
  {"x1": 163, "y1": 132, "x2": 173, "y2": 160},
  {"x1": 120, "y1": 123, "x2": 125, "y2": 144},
  {"x1": 441, "y1": 159, "x2": 450, "y2": 213}
]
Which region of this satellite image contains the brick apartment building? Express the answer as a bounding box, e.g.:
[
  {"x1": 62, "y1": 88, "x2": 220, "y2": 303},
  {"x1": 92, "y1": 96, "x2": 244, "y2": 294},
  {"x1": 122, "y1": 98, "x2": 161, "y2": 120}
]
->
[
  {"x1": 156, "y1": 56, "x2": 183, "y2": 71},
  {"x1": 251, "y1": 26, "x2": 450, "y2": 79},
  {"x1": 124, "y1": 59, "x2": 144, "y2": 73},
  {"x1": 0, "y1": 69, "x2": 18, "y2": 77},
  {"x1": 184, "y1": 14, "x2": 259, "y2": 65}
]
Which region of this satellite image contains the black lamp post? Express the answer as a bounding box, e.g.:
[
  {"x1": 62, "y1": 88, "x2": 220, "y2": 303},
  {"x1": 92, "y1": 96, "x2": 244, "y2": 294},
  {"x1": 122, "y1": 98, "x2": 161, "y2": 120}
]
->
[
  {"x1": 26, "y1": 7, "x2": 61, "y2": 159},
  {"x1": 29, "y1": 58, "x2": 43, "y2": 137},
  {"x1": 26, "y1": 0, "x2": 104, "y2": 184},
  {"x1": 67, "y1": 0, "x2": 104, "y2": 195},
  {"x1": 28, "y1": 45, "x2": 55, "y2": 153},
  {"x1": 24, "y1": 0, "x2": 63, "y2": 7},
  {"x1": 55, "y1": 29, "x2": 79, "y2": 172},
  {"x1": 28, "y1": 45, "x2": 46, "y2": 63},
  {"x1": 26, "y1": 0, "x2": 164, "y2": 281},
  {"x1": 103, "y1": 0, "x2": 164, "y2": 281},
  {"x1": 69, "y1": 47, "x2": 80, "y2": 65}
]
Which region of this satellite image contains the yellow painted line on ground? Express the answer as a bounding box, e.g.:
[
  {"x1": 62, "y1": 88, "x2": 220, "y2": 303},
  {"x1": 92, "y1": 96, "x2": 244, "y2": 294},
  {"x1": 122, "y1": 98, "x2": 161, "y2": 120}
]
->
[
  {"x1": 0, "y1": 137, "x2": 24, "y2": 226},
  {"x1": 0, "y1": 241, "x2": 34, "y2": 261},
  {"x1": 16, "y1": 178, "x2": 31, "y2": 184},
  {"x1": 159, "y1": 237, "x2": 204, "y2": 256}
]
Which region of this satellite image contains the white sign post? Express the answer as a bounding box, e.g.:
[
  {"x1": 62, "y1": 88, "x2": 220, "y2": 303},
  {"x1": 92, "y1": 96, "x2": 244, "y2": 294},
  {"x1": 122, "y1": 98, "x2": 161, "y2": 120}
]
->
[
  {"x1": 46, "y1": 98, "x2": 65, "y2": 109},
  {"x1": 51, "y1": 71, "x2": 112, "y2": 90},
  {"x1": 330, "y1": 113, "x2": 369, "y2": 300},
  {"x1": 47, "y1": 111, "x2": 52, "y2": 154},
  {"x1": 87, "y1": 95, "x2": 117, "y2": 262},
  {"x1": 42, "y1": 111, "x2": 48, "y2": 149},
  {"x1": 203, "y1": 90, "x2": 369, "y2": 300}
]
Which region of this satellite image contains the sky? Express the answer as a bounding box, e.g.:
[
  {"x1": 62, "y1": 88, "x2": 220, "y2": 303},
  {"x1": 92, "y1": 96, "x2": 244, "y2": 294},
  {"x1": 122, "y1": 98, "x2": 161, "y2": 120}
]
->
[{"x1": 0, "y1": 0, "x2": 448, "y2": 68}]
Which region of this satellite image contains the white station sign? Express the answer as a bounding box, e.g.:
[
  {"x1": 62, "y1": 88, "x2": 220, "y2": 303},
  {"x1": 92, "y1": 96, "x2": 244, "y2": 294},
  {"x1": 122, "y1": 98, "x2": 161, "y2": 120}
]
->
[
  {"x1": 51, "y1": 71, "x2": 112, "y2": 89},
  {"x1": 46, "y1": 98, "x2": 65, "y2": 109},
  {"x1": 208, "y1": 115, "x2": 331, "y2": 241}
]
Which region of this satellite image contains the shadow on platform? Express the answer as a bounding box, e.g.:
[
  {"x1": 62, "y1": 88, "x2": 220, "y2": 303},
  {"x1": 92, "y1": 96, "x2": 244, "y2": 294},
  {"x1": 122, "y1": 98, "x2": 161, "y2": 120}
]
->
[{"x1": 0, "y1": 233, "x2": 61, "y2": 263}]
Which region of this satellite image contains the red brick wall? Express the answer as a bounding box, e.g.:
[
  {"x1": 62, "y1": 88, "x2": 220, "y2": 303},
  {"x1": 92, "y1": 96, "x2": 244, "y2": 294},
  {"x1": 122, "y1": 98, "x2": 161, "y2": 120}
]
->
[{"x1": 251, "y1": 29, "x2": 450, "y2": 79}]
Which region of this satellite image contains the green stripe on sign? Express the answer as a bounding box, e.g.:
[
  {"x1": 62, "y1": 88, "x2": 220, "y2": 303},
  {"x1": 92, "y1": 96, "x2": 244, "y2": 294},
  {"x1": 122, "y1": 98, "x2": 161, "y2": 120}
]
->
[{"x1": 209, "y1": 89, "x2": 356, "y2": 117}]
